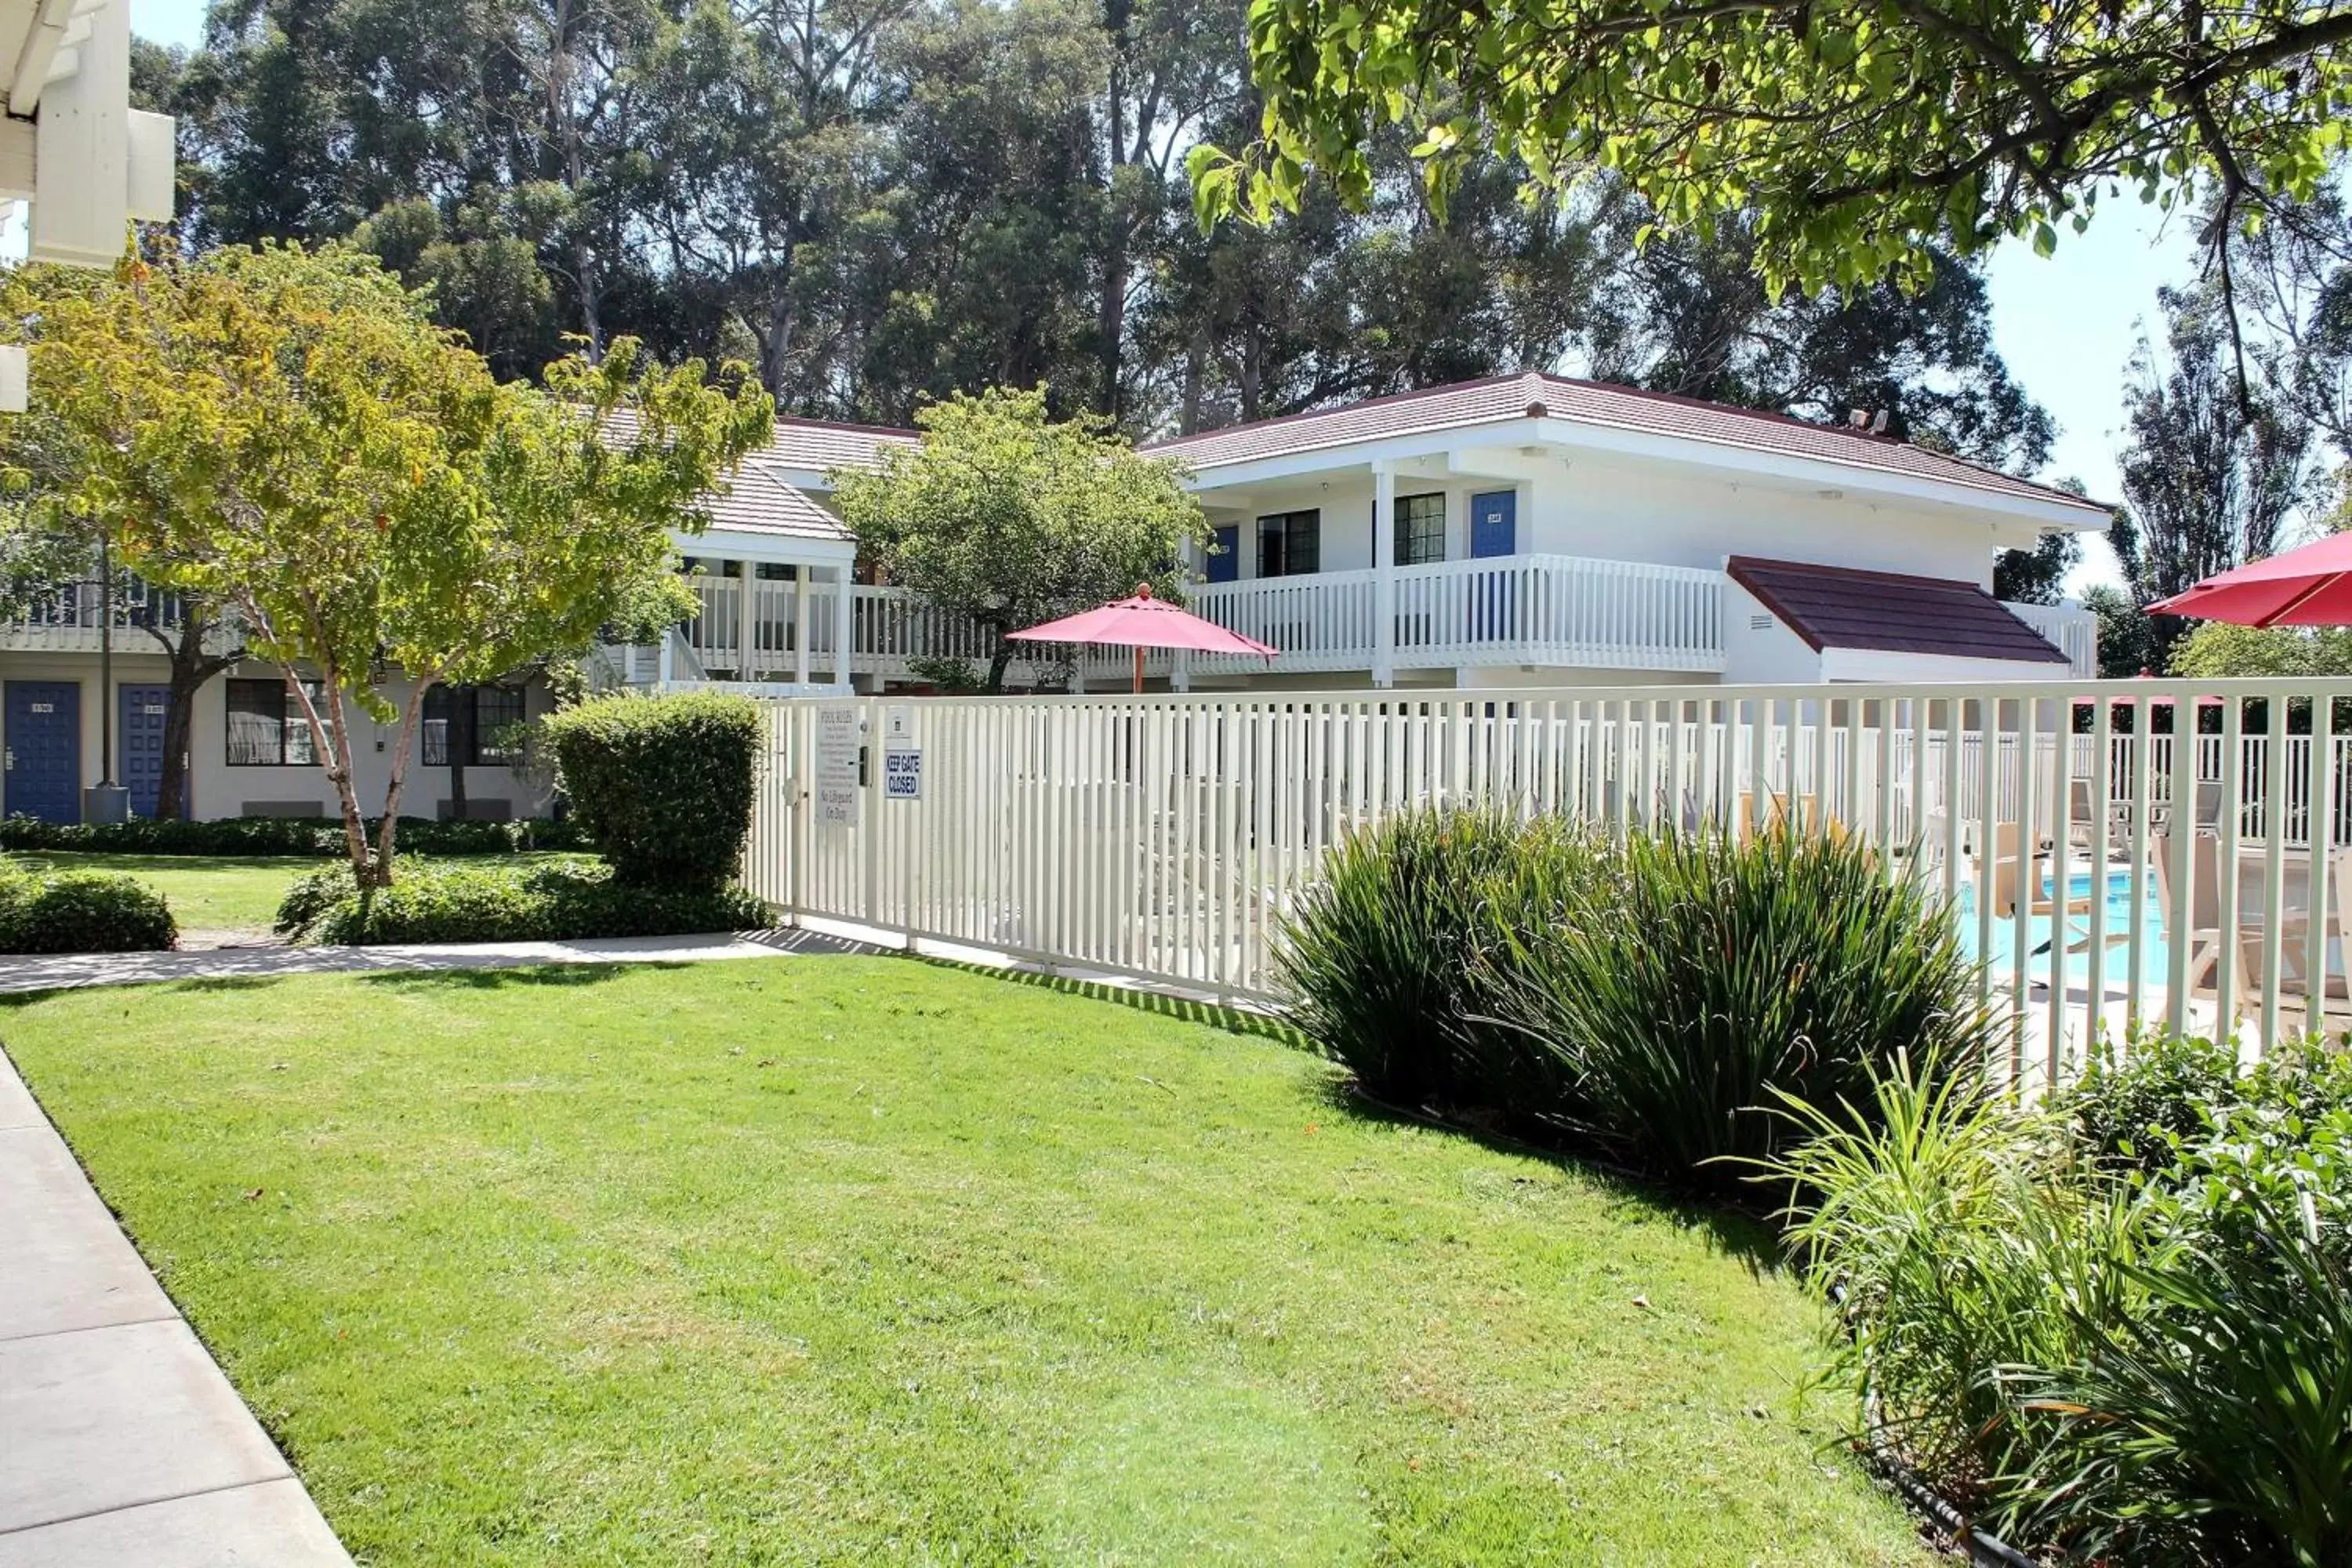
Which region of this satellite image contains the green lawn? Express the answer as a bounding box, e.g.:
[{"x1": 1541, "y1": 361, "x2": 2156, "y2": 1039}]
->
[
  {"x1": 12, "y1": 851, "x2": 586, "y2": 934},
  {"x1": 0, "y1": 960, "x2": 1929, "y2": 1566}
]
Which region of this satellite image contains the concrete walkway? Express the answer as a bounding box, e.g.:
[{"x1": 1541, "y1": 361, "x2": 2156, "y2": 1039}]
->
[
  {"x1": 0, "y1": 926, "x2": 870, "y2": 995},
  {"x1": 0, "y1": 1051, "x2": 351, "y2": 1565}
]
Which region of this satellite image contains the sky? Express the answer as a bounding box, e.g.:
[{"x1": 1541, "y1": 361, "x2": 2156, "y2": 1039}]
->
[{"x1": 129, "y1": 0, "x2": 2189, "y2": 593}]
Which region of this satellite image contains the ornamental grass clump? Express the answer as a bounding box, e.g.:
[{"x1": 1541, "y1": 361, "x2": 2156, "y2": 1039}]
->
[
  {"x1": 1496, "y1": 825, "x2": 1994, "y2": 1188},
  {"x1": 1273, "y1": 808, "x2": 1603, "y2": 1110},
  {"x1": 1769, "y1": 1044, "x2": 2352, "y2": 1566}
]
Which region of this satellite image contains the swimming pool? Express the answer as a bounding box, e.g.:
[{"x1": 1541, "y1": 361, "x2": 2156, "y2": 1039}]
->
[{"x1": 1950, "y1": 863, "x2": 2171, "y2": 985}]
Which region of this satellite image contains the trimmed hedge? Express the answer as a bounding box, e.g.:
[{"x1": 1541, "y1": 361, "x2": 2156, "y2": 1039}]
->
[
  {"x1": 540, "y1": 691, "x2": 762, "y2": 890},
  {"x1": 0, "y1": 859, "x2": 176, "y2": 953},
  {"x1": 278, "y1": 858, "x2": 770, "y2": 946},
  {"x1": 0, "y1": 813, "x2": 586, "y2": 858}
]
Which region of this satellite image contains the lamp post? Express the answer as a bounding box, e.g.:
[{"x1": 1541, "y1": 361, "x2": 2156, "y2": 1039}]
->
[{"x1": 82, "y1": 526, "x2": 129, "y2": 824}]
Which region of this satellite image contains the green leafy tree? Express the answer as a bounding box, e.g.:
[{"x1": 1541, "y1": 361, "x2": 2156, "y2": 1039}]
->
[
  {"x1": 1189, "y1": 0, "x2": 2352, "y2": 301},
  {"x1": 2170, "y1": 619, "x2": 2352, "y2": 676},
  {"x1": 830, "y1": 385, "x2": 1209, "y2": 690},
  {"x1": 0, "y1": 241, "x2": 771, "y2": 887},
  {"x1": 2082, "y1": 583, "x2": 2163, "y2": 680}
]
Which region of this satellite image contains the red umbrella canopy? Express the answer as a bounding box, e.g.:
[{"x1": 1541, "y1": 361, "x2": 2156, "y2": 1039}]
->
[
  {"x1": 1005, "y1": 586, "x2": 1276, "y2": 657},
  {"x1": 2145, "y1": 533, "x2": 2352, "y2": 626}
]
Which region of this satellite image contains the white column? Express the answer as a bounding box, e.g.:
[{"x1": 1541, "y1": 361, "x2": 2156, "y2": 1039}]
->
[
  {"x1": 833, "y1": 565, "x2": 855, "y2": 691},
  {"x1": 793, "y1": 569, "x2": 812, "y2": 688},
  {"x1": 737, "y1": 564, "x2": 756, "y2": 681},
  {"x1": 1372, "y1": 459, "x2": 1396, "y2": 688},
  {"x1": 1171, "y1": 649, "x2": 1191, "y2": 692}
]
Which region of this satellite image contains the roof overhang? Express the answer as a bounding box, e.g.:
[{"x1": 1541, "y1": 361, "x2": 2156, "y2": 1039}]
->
[{"x1": 1176, "y1": 416, "x2": 2109, "y2": 535}]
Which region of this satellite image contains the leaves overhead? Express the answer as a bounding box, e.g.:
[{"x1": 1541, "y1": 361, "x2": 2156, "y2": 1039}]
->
[{"x1": 1189, "y1": 0, "x2": 2352, "y2": 299}]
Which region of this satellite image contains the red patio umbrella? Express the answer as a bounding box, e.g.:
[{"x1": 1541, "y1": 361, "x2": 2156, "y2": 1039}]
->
[
  {"x1": 1006, "y1": 584, "x2": 1277, "y2": 693},
  {"x1": 2144, "y1": 532, "x2": 2352, "y2": 626}
]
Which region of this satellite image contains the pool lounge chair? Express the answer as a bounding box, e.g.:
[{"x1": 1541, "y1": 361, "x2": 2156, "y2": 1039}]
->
[{"x1": 1981, "y1": 821, "x2": 2132, "y2": 960}]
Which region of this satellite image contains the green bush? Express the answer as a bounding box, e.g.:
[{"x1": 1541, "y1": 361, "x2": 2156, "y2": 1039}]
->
[
  {"x1": 540, "y1": 691, "x2": 761, "y2": 889},
  {"x1": 1497, "y1": 826, "x2": 1994, "y2": 1186},
  {"x1": 273, "y1": 862, "x2": 359, "y2": 938},
  {"x1": 0, "y1": 812, "x2": 583, "y2": 858},
  {"x1": 1274, "y1": 809, "x2": 1600, "y2": 1109},
  {"x1": 1773, "y1": 1050, "x2": 2352, "y2": 1566},
  {"x1": 0, "y1": 860, "x2": 176, "y2": 953},
  {"x1": 283, "y1": 858, "x2": 770, "y2": 946},
  {"x1": 2056, "y1": 1026, "x2": 2352, "y2": 1175}
]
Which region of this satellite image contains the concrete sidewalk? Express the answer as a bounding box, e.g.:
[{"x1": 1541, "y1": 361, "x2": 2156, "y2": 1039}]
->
[
  {"x1": 0, "y1": 1053, "x2": 351, "y2": 1566},
  {"x1": 0, "y1": 925, "x2": 872, "y2": 994}
]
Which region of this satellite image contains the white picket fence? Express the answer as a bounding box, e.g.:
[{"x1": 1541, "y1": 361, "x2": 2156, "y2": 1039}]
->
[{"x1": 741, "y1": 677, "x2": 2352, "y2": 1094}]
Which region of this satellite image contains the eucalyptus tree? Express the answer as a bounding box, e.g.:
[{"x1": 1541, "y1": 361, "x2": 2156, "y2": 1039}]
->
[{"x1": 2114, "y1": 287, "x2": 2319, "y2": 666}]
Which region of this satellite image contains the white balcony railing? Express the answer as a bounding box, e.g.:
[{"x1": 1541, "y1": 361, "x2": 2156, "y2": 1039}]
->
[
  {"x1": 0, "y1": 578, "x2": 227, "y2": 653},
  {"x1": 668, "y1": 561, "x2": 2079, "y2": 690},
  {"x1": 1190, "y1": 555, "x2": 1727, "y2": 674},
  {"x1": 2002, "y1": 599, "x2": 2100, "y2": 679}
]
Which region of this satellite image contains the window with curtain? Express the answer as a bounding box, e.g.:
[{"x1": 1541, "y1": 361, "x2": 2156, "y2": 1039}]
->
[
  {"x1": 225, "y1": 679, "x2": 328, "y2": 766},
  {"x1": 1395, "y1": 492, "x2": 1446, "y2": 565}
]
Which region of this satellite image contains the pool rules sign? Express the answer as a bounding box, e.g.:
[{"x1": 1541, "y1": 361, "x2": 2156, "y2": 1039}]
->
[{"x1": 815, "y1": 706, "x2": 862, "y2": 827}]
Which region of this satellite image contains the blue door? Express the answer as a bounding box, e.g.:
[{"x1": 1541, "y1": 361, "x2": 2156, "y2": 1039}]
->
[
  {"x1": 120, "y1": 683, "x2": 184, "y2": 818},
  {"x1": 1468, "y1": 491, "x2": 1519, "y2": 642},
  {"x1": 1206, "y1": 523, "x2": 1240, "y2": 583},
  {"x1": 1470, "y1": 490, "x2": 1517, "y2": 557},
  {"x1": 5, "y1": 681, "x2": 82, "y2": 823}
]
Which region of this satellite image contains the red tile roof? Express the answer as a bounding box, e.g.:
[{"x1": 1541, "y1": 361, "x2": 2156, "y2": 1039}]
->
[
  {"x1": 1727, "y1": 556, "x2": 2071, "y2": 664},
  {"x1": 1143, "y1": 372, "x2": 2106, "y2": 516}
]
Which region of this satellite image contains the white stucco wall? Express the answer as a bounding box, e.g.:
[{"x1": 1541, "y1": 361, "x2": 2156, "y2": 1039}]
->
[{"x1": 1195, "y1": 445, "x2": 2031, "y2": 590}]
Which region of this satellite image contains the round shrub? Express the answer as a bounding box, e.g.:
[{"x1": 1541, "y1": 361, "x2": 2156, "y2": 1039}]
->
[
  {"x1": 0, "y1": 866, "x2": 176, "y2": 953},
  {"x1": 1498, "y1": 825, "x2": 1994, "y2": 1187},
  {"x1": 541, "y1": 691, "x2": 762, "y2": 889}
]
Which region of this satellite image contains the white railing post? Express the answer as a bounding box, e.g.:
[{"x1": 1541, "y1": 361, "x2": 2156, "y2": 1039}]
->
[
  {"x1": 737, "y1": 565, "x2": 756, "y2": 680},
  {"x1": 793, "y1": 571, "x2": 812, "y2": 686},
  {"x1": 833, "y1": 568, "x2": 855, "y2": 690},
  {"x1": 1371, "y1": 461, "x2": 1396, "y2": 687}
]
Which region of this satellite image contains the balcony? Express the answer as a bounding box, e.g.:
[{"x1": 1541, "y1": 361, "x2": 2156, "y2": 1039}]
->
[
  {"x1": 1188, "y1": 554, "x2": 1729, "y2": 677},
  {"x1": 0, "y1": 579, "x2": 235, "y2": 655},
  {"x1": 646, "y1": 558, "x2": 2089, "y2": 692}
]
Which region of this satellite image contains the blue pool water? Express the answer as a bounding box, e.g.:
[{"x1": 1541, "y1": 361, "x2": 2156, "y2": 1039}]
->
[{"x1": 1951, "y1": 865, "x2": 2172, "y2": 985}]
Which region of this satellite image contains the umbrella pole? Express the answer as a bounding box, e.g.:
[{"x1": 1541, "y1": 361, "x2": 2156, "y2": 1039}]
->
[{"x1": 1132, "y1": 644, "x2": 1143, "y2": 695}]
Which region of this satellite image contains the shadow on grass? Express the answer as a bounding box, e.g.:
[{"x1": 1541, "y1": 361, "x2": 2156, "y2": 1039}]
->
[
  {"x1": 1303, "y1": 1073, "x2": 1788, "y2": 1275},
  {"x1": 907, "y1": 954, "x2": 1312, "y2": 1051},
  {"x1": 354, "y1": 962, "x2": 676, "y2": 992}
]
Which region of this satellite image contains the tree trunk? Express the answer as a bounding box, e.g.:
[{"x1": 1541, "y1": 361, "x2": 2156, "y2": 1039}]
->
[
  {"x1": 143, "y1": 598, "x2": 240, "y2": 822},
  {"x1": 372, "y1": 679, "x2": 433, "y2": 877},
  {"x1": 985, "y1": 644, "x2": 1013, "y2": 694}
]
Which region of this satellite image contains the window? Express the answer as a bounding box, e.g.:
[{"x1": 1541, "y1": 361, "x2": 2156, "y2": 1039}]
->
[
  {"x1": 1395, "y1": 492, "x2": 1446, "y2": 565},
  {"x1": 423, "y1": 685, "x2": 528, "y2": 768},
  {"x1": 226, "y1": 679, "x2": 328, "y2": 767},
  {"x1": 1256, "y1": 510, "x2": 1319, "y2": 577}
]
